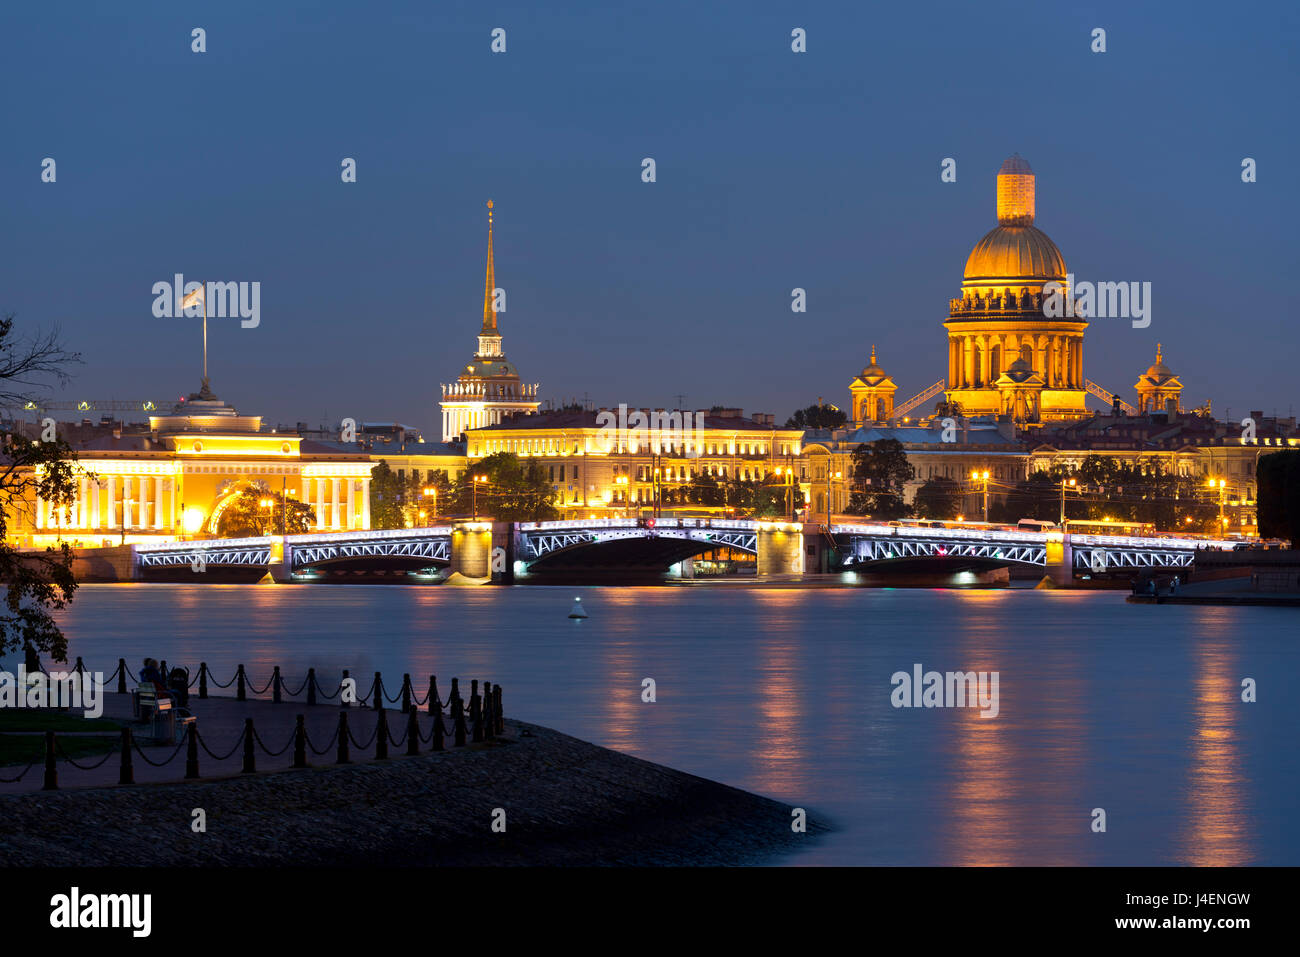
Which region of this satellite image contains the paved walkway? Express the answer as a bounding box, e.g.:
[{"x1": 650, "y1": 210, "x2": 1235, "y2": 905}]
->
[{"x1": 0, "y1": 689, "x2": 476, "y2": 794}]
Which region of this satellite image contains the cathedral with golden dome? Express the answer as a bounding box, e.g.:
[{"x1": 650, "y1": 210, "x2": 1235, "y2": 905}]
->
[{"x1": 943, "y1": 155, "x2": 1090, "y2": 422}]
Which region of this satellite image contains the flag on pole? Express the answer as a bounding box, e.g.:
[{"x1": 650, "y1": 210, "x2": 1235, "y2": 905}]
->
[{"x1": 181, "y1": 284, "x2": 205, "y2": 310}]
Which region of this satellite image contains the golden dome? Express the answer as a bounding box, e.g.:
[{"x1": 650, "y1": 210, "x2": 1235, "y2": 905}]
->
[{"x1": 962, "y1": 225, "x2": 1066, "y2": 285}]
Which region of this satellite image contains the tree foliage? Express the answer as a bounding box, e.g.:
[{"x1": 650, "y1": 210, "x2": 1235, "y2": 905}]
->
[
  {"x1": 448, "y1": 452, "x2": 558, "y2": 522},
  {"x1": 784, "y1": 404, "x2": 847, "y2": 431},
  {"x1": 913, "y1": 477, "x2": 964, "y2": 519},
  {"x1": 1257, "y1": 450, "x2": 1300, "y2": 544},
  {"x1": 0, "y1": 314, "x2": 81, "y2": 661},
  {"x1": 215, "y1": 481, "x2": 315, "y2": 537},
  {"x1": 847, "y1": 438, "x2": 915, "y2": 518}
]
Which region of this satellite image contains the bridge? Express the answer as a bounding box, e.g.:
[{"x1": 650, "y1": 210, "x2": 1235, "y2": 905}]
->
[{"x1": 131, "y1": 519, "x2": 1226, "y2": 583}]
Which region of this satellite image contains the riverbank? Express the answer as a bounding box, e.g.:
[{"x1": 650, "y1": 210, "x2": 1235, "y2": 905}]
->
[{"x1": 0, "y1": 719, "x2": 825, "y2": 866}]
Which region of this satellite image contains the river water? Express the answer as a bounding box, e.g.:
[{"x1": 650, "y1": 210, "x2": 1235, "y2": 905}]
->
[{"x1": 24, "y1": 583, "x2": 1300, "y2": 865}]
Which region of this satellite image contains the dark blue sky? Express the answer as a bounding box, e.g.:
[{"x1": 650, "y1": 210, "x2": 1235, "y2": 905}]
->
[{"x1": 3, "y1": 0, "x2": 1296, "y2": 434}]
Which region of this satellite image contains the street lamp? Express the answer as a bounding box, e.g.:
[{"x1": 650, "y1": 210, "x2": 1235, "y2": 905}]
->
[
  {"x1": 971, "y1": 469, "x2": 991, "y2": 522},
  {"x1": 422, "y1": 486, "x2": 437, "y2": 525},
  {"x1": 1059, "y1": 476, "x2": 1077, "y2": 525},
  {"x1": 826, "y1": 468, "x2": 842, "y2": 526},
  {"x1": 1207, "y1": 477, "x2": 1227, "y2": 537},
  {"x1": 472, "y1": 475, "x2": 488, "y2": 520}
]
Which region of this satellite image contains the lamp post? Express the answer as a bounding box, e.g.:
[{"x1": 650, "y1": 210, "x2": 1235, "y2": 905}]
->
[
  {"x1": 422, "y1": 486, "x2": 437, "y2": 525},
  {"x1": 1059, "y1": 476, "x2": 1077, "y2": 525},
  {"x1": 971, "y1": 469, "x2": 990, "y2": 522},
  {"x1": 1208, "y1": 477, "x2": 1226, "y2": 537},
  {"x1": 472, "y1": 475, "x2": 487, "y2": 520},
  {"x1": 826, "y1": 467, "x2": 842, "y2": 526}
]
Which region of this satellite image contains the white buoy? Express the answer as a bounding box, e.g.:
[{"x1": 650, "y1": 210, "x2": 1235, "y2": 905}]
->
[{"x1": 568, "y1": 596, "x2": 588, "y2": 619}]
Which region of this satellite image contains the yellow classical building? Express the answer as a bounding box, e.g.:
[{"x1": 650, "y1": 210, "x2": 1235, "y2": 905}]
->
[
  {"x1": 14, "y1": 385, "x2": 375, "y2": 548},
  {"x1": 465, "y1": 408, "x2": 806, "y2": 517}
]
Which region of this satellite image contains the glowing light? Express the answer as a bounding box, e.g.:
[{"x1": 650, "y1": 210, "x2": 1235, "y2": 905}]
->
[{"x1": 182, "y1": 507, "x2": 205, "y2": 534}]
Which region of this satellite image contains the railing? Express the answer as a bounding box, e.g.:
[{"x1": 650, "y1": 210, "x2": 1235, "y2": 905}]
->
[{"x1": 0, "y1": 658, "x2": 504, "y2": 790}]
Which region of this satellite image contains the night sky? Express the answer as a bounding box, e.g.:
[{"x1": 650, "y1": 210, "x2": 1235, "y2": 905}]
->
[{"x1": 3, "y1": 0, "x2": 1296, "y2": 434}]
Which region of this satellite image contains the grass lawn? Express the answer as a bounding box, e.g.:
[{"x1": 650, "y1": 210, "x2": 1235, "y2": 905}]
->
[
  {"x1": 0, "y1": 711, "x2": 123, "y2": 766},
  {"x1": 0, "y1": 711, "x2": 122, "y2": 733},
  {"x1": 0, "y1": 734, "x2": 120, "y2": 767}
]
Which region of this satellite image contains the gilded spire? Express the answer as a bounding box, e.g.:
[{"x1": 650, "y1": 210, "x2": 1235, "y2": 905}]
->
[
  {"x1": 871, "y1": 344, "x2": 877, "y2": 364},
  {"x1": 481, "y1": 199, "x2": 497, "y2": 335},
  {"x1": 1156, "y1": 342, "x2": 1162, "y2": 363}
]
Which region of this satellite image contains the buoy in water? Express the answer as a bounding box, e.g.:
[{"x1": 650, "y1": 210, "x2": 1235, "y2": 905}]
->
[{"x1": 568, "y1": 597, "x2": 588, "y2": 619}]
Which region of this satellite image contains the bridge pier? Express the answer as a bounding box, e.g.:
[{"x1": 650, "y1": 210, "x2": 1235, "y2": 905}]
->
[
  {"x1": 755, "y1": 523, "x2": 806, "y2": 576},
  {"x1": 448, "y1": 522, "x2": 494, "y2": 582},
  {"x1": 1044, "y1": 533, "x2": 1074, "y2": 586},
  {"x1": 269, "y1": 536, "x2": 293, "y2": 583}
]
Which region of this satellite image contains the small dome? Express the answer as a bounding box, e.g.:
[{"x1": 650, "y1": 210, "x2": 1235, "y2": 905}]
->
[
  {"x1": 963, "y1": 225, "x2": 1066, "y2": 284},
  {"x1": 999, "y1": 154, "x2": 1033, "y2": 175}
]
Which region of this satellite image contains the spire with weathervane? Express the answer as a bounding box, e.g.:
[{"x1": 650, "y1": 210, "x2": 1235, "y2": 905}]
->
[{"x1": 478, "y1": 200, "x2": 502, "y2": 357}]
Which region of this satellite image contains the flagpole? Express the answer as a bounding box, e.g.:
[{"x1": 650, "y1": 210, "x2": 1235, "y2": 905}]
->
[{"x1": 201, "y1": 279, "x2": 208, "y2": 390}]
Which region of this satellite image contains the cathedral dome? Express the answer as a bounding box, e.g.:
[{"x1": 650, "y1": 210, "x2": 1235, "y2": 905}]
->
[{"x1": 962, "y1": 225, "x2": 1066, "y2": 285}]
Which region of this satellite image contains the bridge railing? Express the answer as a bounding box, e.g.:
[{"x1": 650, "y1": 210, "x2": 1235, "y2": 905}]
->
[
  {"x1": 135, "y1": 535, "x2": 274, "y2": 553},
  {"x1": 285, "y1": 526, "x2": 452, "y2": 544}
]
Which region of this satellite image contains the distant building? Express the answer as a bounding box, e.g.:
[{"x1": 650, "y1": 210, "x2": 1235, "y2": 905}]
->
[{"x1": 439, "y1": 201, "x2": 540, "y2": 442}]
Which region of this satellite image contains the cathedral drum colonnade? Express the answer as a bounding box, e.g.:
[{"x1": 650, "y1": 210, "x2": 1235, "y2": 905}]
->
[{"x1": 943, "y1": 155, "x2": 1089, "y2": 423}]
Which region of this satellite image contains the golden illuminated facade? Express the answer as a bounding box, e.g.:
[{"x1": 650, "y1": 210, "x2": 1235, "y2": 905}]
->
[
  {"x1": 12, "y1": 388, "x2": 375, "y2": 547},
  {"x1": 466, "y1": 410, "x2": 806, "y2": 517},
  {"x1": 1134, "y1": 344, "x2": 1184, "y2": 414},
  {"x1": 945, "y1": 156, "x2": 1089, "y2": 422},
  {"x1": 440, "y1": 201, "x2": 540, "y2": 442}
]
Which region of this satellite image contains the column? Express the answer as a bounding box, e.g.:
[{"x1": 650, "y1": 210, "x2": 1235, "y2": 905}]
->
[
  {"x1": 107, "y1": 476, "x2": 117, "y2": 531},
  {"x1": 122, "y1": 476, "x2": 133, "y2": 529},
  {"x1": 361, "y1": 479, "x2": 371, "y2": 529},
  {"x1": 90, "y1": 479, "x2": 100, "y2": 530},
  {"x1": 314, "y1": 477, "x2": 325, "y2": 528},
  {"x1": 963, "y1": 337, "x2": 975, "y2": 388},
  {"x1": 344, "y1": 479, "x2": 354, "y2": 530},
  {"x1": 170, "y1": 477, "x2": 177, "y2": 530},
  {"x1": 980, "y1": 335, "x2": 990, "y2": 387},
  {"x1": 154, "y1": 475, "x2": 164, "y2": 529},
  {"x1": 330, "y1": 478, "x2": 340, "y2": 529},
  {"x1": 77, "y1": 476, "x2": 88, "y2": 528}
]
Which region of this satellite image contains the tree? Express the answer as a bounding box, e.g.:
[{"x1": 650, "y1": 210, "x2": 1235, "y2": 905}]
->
[
  {"x1": 215, "y1": 481, "x2": 315, "y2": 537},
  {"x1": 0, "y1": 315, "x2": 82, "y2": 661},
  {"x1": 913, "y1": 477, "x2": 963, "y2": 519},
  {"x1": 784, "y1": 404, "x2": 847, "y2": 430},
  {"x1": 847, "y1": 438, "x2": 915, "y2": 518},
  {"x1": 1257, "y1": 450, "x2": 1300, "y2": 544},
  {"x1": 449, "y1": 452, "x2": 558, "y2": 522},
  {"x1": 367, "y1": 461, "x2": 406, "y2": 530}
]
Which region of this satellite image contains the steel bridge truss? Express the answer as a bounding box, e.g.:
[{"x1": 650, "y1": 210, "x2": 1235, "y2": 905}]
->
[
  {"x1": 291, "y1": 536, "x2": 449, "y2": 568},
  {"x1": 841, "y1": 536, "x2": 1046, "y2": 566},
  {"x1": 523, "y1": 527, "x2": 757, "y2": 560}
]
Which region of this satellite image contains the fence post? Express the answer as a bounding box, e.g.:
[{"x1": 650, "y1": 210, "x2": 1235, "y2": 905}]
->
[
  {"x1": 272, "y1": 666, "x2": 282, "y2": 704},
  {"x1": 242, "y1": 718, "x2": 255, "y2": 773},
  {"x1": 470, "y1": 680, "x2": 483, "y2": 743},
  {"x1": 372, "y1": 671, "x2": 382, "y2": 709},
  {"x1": 336, "y1": 711, "x2": 350, "y2": 764},
  {"x1": 198, "y1": 662, "x2": 208, "y2": 700},
  {"x1": 427, "y1": 676, "x2": 439, "y2": 715},
  {"x1": 42, "y1": 731, "x2": 57, "y2": 791},
  {"x1": 432, "y1": 703, "x2": 446, "y2": 752},
  {"x1": 405, "y1": 708, "x2": 419, "y2": 756},
  {"x1": 185, "y1": 721, "x2": 200, "y2": 779},
  {"x1": 74, "y1": 656, "x2": 85, "y2": 679},
  {"x1": 495, "y1": 685, "x2": 504, "y2": 734},
  {"x1": 293, "y1": 715, "x2": 307, "y2": 769},
  {"x1": 307, "y1": 667, "x2": 317, "y2": 706},
  {"x1": 375, "y1": 707, "x2": 388, "y2": 759},
  {"x1": 236, "y1": 664, "x2": 247, "y2": 701},
  {"x1": 452, "y1": 687, "x2": 466, "y2": 748},
  {"x1": 341, "y1": 669, "x2": 351, "y2": 708},
  {"x1": 401, "y1": 674, "x2": 411, "y2": 714},
  {"x1": 482, "y1": 682, "x2": 494, "y2": 740},
  {"x1": 117, "y1": 658, "x2": 127, "y2": 694},
  {"x1": 119, "y1": 727, "x2": 134, "y2": 785}
]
